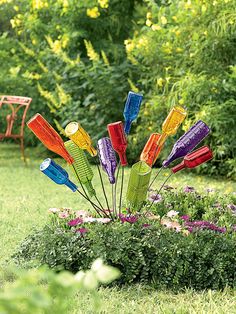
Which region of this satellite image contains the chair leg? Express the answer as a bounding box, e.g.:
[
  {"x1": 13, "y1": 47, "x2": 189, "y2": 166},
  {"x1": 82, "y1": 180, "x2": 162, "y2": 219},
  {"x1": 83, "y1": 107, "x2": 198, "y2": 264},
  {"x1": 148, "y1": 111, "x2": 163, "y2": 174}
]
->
[{"x1": 20, "y1": 137, "x2": 26, "y2": 162}]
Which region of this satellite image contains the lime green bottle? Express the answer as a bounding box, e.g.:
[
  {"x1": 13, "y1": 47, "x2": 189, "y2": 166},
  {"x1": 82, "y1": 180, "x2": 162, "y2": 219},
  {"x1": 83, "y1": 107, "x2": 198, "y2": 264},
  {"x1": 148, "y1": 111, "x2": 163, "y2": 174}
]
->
[
  {"x1": 126, "y1": 161, "x2": 151, "y2": 209},
  {"x1": 65, "y1": 140, "x2": 95, "y2": 197}
]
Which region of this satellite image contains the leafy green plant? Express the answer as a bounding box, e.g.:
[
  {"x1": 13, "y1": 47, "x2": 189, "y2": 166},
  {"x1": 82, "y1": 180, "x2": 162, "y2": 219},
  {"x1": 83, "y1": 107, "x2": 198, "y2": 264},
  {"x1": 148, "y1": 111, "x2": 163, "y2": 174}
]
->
[
  {"x1": 0, "y1": 259, "x2": 120, "y2": 314},
  {"x1": 12, "y1": 187, "x2": 236, "y2": 290},
  {"x1": 125, "y1": 0, "x2": 236, "y2": 177}
]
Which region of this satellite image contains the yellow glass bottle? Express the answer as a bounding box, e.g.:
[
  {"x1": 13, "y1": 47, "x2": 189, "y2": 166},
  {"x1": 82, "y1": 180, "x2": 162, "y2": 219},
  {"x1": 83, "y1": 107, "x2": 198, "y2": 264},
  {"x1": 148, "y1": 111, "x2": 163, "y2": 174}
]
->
[
  {"x1": 158, "y1": 106, "x2": 187, "y2": 147},
  {"x1": 65, "y1": 122, "x2": 97, "y2": 157}
]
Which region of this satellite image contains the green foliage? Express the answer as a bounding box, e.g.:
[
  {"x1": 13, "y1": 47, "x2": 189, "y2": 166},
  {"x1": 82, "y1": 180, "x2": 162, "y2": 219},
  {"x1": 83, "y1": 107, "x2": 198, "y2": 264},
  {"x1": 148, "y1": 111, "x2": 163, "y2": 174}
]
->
[
  {"x1": 12, "y1": 187, "x2": 236, "y2": 290},
  {"x1": 150, "y1": 187, "x2": 236, "y2": 228},
  {"x1": 0, "y1": 0, "x2": 136, "y2": 146},
  {"x1": 12, "y1": 222, "x2": 236, "y2": 291},
  {"x1": 0, "y1": 0, "x2": 236, "y2": 177},
  {"x1": 125, "y1": 0, "x2": 236, "y2": 178},
  {"x1": 0, "y1": 260, "x2": 120, "y2": 314}
]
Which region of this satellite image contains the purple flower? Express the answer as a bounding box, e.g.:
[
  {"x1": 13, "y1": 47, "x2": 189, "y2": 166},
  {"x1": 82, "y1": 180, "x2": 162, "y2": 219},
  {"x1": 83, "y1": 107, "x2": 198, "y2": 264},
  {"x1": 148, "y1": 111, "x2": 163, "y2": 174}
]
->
[
  {"x1": 227, "y1": 204, "x2": 236, "y2": 215},
  {"x1": 163, "y1": 185, "x2": 174, "y2": 191},
  {"x1": 206, "y1": 188, "x2": 215, "y2": 193},
  {"x1": 213, "y1": 203, "x2": 222, "y2": 209},
  {"x1": 217, "y1": 227, "x2": 226, "y2": 233},
  {"x1": 148, "y1": 193, "x2": 162, "y2": 203},
  {"x1": 188, "y1": 226, "x2": 193, "y2": 233},
  {"x1": 75, "y1": 227, "x2": 88, "y2": 235},
  {"x1": 119, "y1": 214, "x2": 138, "y2": 224},
  {"x1": 68, "y1": 217, "x2": 83, "y2": 227},
  {"x1": 185, "y1": 220, "x2": 226, "y2": 233},
  {"x1": 142, "y1": 223, "x2": 151, "y2": 228},
  {"x1": 183, "y1": 186, "x2": 195, "y2": 193},
  {"x1": 232, "y1": 225, "x2": 236, "y2": 232},
  {"x1": 180, "y1": 215, "x2": 190, "y2": 221}
]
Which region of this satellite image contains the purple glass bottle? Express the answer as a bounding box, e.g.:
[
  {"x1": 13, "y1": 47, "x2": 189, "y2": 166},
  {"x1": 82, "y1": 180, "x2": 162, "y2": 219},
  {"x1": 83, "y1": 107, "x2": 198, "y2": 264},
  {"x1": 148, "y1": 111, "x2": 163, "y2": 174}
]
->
[
  {"x1": 97, "y1": 137, "x2": 117, "y2": 184},
  {"x1": 162, "y1": 120, "x2": 210, "y2": 168}
]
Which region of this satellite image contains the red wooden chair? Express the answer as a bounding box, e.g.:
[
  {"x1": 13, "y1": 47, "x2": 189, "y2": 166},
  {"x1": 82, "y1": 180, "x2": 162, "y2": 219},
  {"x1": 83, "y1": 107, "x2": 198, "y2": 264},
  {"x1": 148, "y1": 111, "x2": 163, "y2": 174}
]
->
[{"x1": 0, "y1": 95, "x2": 32, "y2": 161}]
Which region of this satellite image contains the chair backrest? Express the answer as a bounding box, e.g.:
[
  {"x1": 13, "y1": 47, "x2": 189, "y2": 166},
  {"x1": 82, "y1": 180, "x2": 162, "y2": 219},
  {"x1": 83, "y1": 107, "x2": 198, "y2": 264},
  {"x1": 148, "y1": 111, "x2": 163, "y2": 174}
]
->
[{"x1": 0, "y1": 95, "x2": 32, "y2": 137}]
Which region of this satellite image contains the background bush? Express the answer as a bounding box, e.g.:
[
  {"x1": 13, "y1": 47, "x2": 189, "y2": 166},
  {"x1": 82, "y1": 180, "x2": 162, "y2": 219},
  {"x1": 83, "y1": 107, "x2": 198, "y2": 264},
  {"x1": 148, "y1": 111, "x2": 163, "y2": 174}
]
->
[{"x1": 0, "y1": 0, "x2": 235, "y2": 178}]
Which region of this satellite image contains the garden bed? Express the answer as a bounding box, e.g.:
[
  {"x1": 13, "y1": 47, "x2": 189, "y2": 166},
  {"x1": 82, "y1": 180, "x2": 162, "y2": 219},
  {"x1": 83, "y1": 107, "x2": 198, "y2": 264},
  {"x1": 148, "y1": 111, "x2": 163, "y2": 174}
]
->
[{"x1": 13, "y1": 186, "x2": 236, "y2": 290}]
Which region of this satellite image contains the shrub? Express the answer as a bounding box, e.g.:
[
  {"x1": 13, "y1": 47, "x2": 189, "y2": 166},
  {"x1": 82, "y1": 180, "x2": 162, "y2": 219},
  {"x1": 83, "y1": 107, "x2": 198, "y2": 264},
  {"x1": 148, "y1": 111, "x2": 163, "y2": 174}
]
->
[
  {"x1": 0, "y1": 0, "x2": 137, "y2": 146},
  {"x1": 125, "y1": 0, "x2": 236, "y2": 177},
  {"x1": 12, "y1": 187, "x2": 236, "y2": 290},
  {"x1": 12, "y1": 222, "x2": 236, "y2": 290}
]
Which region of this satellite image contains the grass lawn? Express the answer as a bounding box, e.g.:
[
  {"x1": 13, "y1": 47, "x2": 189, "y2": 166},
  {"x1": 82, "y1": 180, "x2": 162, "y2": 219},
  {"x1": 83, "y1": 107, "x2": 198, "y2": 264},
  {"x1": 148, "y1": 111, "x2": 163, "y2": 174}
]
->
[{"x1": 0, "y1": 143, "x2": 236, "y2": 313}]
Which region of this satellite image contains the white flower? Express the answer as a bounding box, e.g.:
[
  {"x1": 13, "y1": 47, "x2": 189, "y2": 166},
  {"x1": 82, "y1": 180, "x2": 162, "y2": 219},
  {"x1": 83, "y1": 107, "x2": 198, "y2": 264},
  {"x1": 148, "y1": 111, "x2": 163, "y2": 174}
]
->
[
  {"x1": 58, "y1": 211, "x2": 69, "y2": 219},
  {"x1": 76, "y1": 210, "x2": 89, "y2": 218},
  {"x1": 96, "y1": 218, "x2": 111, "y2": 224},
  {"x1": 161, "y1": 218, "x2": 173, "y2": 228},
  {"x1": 166, "y1": 210, "x2": 179, "y2": 218},
  {"x1": 83, "y1": 217, "x2": 97, "y2": 223},
  {"x1": 48, "y1": 208, "x2": 60, "y2": 213}
]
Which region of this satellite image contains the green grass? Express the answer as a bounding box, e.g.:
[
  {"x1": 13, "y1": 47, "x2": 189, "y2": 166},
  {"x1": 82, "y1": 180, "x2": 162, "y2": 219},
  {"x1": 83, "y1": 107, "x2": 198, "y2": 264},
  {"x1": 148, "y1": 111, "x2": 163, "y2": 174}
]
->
[{"x1": 0, "y1": 143, "x2": 236, "y2": 313}]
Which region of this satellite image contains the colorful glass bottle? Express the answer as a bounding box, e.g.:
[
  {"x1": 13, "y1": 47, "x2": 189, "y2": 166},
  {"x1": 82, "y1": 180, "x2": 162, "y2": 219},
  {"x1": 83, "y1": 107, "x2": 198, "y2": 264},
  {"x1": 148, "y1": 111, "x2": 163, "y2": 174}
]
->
[
  {"x1": 163, "y1": 120, "x2": 210, "y2": 167},
  {"x1": 40, "y1": 158, "x2": 77, "y2": 191},
  {"x1": 65, "y1": 140, "x2": 95, "y2": 196},
  {"x1": 65, "y1": 122, "x2": 97, "y2": 157},
  {"x1": 27, "y1": 114, "x2": 73, "y2": 164},
  {"x1": 140, "y1": 133, "x2": 164, "y2": 167},
  {"x1": 171, "y1": 146, "x2": 213, "y2": 173},
  {"x1": 126, "y1": 161, "x2": 152, "y2": 208},
  {"x1": 158, "y1": 106, "x2": 188, "y2": 147},
  {"x1": 123, "y1": 91, "x2": 143, "y2": 134},
  {"x1": 107, "y1": 121, "x2": 128, "y2": 166},
  {"x1": 97, "y1": 137, "x2": 117, "y2": 184}
]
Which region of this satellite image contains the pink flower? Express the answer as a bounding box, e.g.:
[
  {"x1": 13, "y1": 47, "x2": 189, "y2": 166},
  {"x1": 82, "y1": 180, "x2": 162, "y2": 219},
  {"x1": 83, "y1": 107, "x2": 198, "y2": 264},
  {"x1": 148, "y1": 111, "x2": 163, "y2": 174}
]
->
[
  {"x1": 58, "y1": 211, "x2": 69, "y2": 219},
  {"x1": 68, "y1": 217, "x2": 83, "y2": 227},
  {"x1": 75, "y1": 228, "x2": 88, "y2": 235}
]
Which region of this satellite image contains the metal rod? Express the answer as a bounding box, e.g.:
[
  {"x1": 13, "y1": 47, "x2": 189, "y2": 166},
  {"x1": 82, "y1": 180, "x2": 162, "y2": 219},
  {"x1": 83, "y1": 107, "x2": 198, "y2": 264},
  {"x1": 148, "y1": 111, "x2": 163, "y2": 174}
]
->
[
  {"x1": 114, "y1": 162, "x2": 120, "y2": 214},
  {"x1": 75, "y1": 189, "x2": 102, "y2": 217},
  {"x1": 119, "y1": 166, "x2": 124, "y2": 215},
  {"x1": 112, "y1": 183, "x2": 117, "y2": 219},
  {"x1": 146, "y1": 172, "x2": 173, "y2": 214},
  {"x1": 96, "y1": 163, "x2": 110, "y2": 212},
  {"x1": 149, "y1": 166, "x2": 164, "y2": 189},
  {"x1": 71, "y1": 163, "x2": 109, "y2": 217}
]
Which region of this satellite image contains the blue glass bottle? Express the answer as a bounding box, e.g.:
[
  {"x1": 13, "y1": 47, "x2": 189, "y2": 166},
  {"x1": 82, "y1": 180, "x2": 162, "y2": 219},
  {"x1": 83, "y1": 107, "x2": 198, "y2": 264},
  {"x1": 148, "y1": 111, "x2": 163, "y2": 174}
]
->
[
  {"x1": 123, "y1": 91, "x2": 143, "y2": 134},
  {"x1": 40, "y1": 158, "x2": 77, "y2": 192}
]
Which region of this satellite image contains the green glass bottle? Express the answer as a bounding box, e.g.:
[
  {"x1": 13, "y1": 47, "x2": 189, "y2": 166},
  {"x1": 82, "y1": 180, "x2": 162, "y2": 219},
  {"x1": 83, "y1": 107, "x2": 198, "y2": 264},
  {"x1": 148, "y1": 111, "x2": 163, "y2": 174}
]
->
[
  {"x1": 65, "y1": 140, "x2": 95, "y2": 197},
  {"x1": 126, "y1": 161, "x2": 151, "y2": 209}
]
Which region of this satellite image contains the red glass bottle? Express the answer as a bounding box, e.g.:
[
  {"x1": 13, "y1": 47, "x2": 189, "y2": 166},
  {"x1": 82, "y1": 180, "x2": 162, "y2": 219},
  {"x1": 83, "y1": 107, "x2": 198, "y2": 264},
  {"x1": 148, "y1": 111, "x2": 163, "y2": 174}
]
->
[
  {"x1": 27, "y1": 113, "x2": 73, "y2": 164},
  {"x1": 171, "y1": 146, "x2": 213, "y2": 173},
  {"x1": 107, "y1": 121, "x2": 128, "y2": 166}
]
